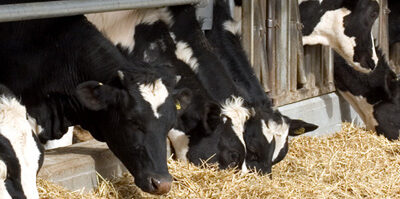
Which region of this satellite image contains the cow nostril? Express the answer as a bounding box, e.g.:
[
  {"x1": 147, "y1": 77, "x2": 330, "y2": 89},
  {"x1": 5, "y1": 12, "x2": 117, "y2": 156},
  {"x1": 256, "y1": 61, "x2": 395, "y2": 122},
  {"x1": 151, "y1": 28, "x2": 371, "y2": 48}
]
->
[{"x1": 150, "y1": 177, "x2": 172, "y2": 195}]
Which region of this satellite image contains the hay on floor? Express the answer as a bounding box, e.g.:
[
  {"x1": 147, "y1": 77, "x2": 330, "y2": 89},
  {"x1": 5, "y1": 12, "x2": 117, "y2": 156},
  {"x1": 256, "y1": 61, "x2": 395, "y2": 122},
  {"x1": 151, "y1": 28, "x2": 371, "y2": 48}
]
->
[{"x1": 37, "y1": 123, "x2": 400, "y2": 198}]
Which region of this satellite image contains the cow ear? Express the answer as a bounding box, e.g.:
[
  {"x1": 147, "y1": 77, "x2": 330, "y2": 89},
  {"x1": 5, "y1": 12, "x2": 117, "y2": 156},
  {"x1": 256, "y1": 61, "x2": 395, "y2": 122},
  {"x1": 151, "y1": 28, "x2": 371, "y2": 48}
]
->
[
  {"x1": 0, "y1": 160, "x2": 6, "y2": 181},
  {"x1": 173, "y1": 88, "x2": 192, "y2": 113},
  {"x1": 76, "y1": 81, "x2": 127, "y2": 111},
  {"x1": 288, "y1": 119, "x2": 318, "y2": 136},
  {"x1": 203, "y1": 102, "x2": 222, "y2": 134}
]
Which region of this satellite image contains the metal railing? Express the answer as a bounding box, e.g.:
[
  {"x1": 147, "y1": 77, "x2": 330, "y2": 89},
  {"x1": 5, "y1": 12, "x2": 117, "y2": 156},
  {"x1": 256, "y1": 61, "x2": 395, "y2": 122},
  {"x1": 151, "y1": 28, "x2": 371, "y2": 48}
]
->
[{"x1": 0, "y1": 0, "x2": 206, "y2": 22}]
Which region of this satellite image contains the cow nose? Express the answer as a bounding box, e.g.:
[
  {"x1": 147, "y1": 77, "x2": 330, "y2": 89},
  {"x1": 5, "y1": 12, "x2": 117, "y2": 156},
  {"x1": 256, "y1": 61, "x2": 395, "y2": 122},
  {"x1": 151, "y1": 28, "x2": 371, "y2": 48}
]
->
[{"x1": 150, "y1": 177, "x2": 172, "y2": 195}]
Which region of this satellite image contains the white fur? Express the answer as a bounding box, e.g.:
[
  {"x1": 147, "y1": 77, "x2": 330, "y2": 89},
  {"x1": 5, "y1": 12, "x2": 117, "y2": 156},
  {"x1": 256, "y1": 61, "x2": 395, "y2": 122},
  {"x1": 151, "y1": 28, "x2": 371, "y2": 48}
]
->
[
  {"x1": 339, "y1": 91, "x2": 378, "y2": 131},
  {"x1": 221, "y1": 96, "x2": 250, "y2": 173},
  {"x1": 175, "y1": 41, "x2": 200, "y2": 72},
  {"x1": 221, "y1": 96, "x2": 250, "y2": 151},
  {"x1": 302, "y1": 8, "x2": 372, "y2": 73},
  {"x1": 175, "y1": 75, "x2": 182, "y2": 84},
  {"x1": 86, "y1": 8, "x2": 172, "y2": 52},
  {"x1": 0, "y1": 96, "x2": 41, "y2": 199},
  {"x1": 266, "y1": 120, "x2": 289, "y2": 162},
  {"x1": 223, "y1": 20, "x2": 242, "y2": 35},
  {"x1": 261, "y1": 119, "x2": 274, "y2": 143},
  {"x1": 168, "y1": 129, "x2": 189, "y2": 162},
  {"x1": 118, "y1": 70, "x2": 125, "y2": 81},
  {"x1": 43, "y1": 127, "x2": 73, "y2": 150},
  {"x1": 139, "y1": 78, "x2": 169, "y2": 118}
]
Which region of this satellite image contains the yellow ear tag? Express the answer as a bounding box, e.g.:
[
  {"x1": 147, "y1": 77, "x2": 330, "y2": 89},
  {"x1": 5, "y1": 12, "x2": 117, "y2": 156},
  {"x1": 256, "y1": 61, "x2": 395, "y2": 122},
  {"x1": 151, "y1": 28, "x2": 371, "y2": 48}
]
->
[
  {"x1": 175, "y1": 101, "x2": 181, "y2": 110},
  {"x1": 294, "y1": 127, "x2": 305, "y2": 135}
]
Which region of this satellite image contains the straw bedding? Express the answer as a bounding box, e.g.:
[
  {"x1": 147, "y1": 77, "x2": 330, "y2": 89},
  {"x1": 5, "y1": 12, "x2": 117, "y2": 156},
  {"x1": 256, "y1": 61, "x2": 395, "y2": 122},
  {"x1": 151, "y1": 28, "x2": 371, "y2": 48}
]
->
[{"x1": 37, "y1": 123, "x2": 400, "y2": 198}]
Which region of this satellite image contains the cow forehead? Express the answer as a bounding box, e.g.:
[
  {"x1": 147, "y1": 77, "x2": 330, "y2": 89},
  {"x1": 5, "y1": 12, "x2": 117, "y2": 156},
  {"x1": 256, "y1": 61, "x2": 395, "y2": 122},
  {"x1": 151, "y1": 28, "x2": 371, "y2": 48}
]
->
[
  {"x1": 138, "y1": 78, "x2": 170, "y2": 119},
  {"x1": 221, "y1": 96, "x2": 250, "y2": 149}
]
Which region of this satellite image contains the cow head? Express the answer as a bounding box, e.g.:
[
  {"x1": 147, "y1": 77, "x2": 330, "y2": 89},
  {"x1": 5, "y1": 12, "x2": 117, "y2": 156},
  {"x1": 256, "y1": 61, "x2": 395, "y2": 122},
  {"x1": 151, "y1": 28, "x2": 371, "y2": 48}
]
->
[
  {"x1": 174, "y1": 100, "x2": 246, "y2": 171},
  {"x1": 75, "y1": 68, "x2": 188, "y2": 195},
  {"x1": 335, "y1": 50, "x2": 400, "y2": 141},
  {"x1": 374, "y1": 78, "x2": 400, "y2": 140},
  {"x1": 0, "y1": 85, "x2": 44, "y2": 199},
  {"x1": 372, "y1": 56, "x2": 400, "y2": 140},
  {"x1": 343, "y1": 0, "x2": 380, "y2": 71},
  {"x1": 244, "y1": 107, "x2": 318, "y2": 174}
]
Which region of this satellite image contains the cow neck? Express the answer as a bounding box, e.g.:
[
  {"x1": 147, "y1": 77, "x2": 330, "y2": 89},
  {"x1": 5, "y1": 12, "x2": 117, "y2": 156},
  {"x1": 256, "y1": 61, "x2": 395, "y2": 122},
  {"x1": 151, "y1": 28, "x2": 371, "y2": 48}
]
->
[{"x1": 168, "y1": 6, "x2": 241, "y2": 102}]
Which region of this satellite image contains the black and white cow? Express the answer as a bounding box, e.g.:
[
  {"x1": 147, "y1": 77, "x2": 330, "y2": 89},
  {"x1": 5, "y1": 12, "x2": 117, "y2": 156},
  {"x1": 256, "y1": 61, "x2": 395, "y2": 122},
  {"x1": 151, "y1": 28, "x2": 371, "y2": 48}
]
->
[
  {"x1": 205, "y1": 0, "x2": 318, "y2": 173},
  {"x1": 0, "y1": 85, "x2": 44, "y2": 199},
  {"x1": 126, "y1": 21, "x2": 247, "y2": 169},
  {"x1": 334, "y1": 50, "x2": 400, "y2": 140},
  {"x1": 167, "y1": 5, "x2": 258, "y2": 173},
  {"x1": 299, "y1": 0, "x2": 400, "y2": 139},
  {"x1": 87, "y1": 9, "x2": 247, "y2": 170},
  {"x1": 0, "y1": 2, "x2": 185, "y2": 194},
  {"x1": 299, "y1": 0, "x2": 380, "y2": 73}
]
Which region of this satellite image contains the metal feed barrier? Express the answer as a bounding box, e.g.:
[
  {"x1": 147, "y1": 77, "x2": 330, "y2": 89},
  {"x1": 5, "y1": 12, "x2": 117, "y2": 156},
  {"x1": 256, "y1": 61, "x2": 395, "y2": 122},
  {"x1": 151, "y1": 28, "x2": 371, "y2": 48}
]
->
[
  {"x1": 0, "y1": 0, "x2": 207, "y2": 22},
  {"x1": 239, "y1": 0, "x2": 391, "y2": 106}
]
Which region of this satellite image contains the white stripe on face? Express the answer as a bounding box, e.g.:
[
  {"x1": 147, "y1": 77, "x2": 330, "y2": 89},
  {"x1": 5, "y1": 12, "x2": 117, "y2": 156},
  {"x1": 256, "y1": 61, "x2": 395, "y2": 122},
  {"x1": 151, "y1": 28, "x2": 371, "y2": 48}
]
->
[
  {"x1": 265, "y1": 120, "x2": 289, "y2": 162},
  {"x1": 138, "y1": 78, "x2": 169, "y2": 118}
]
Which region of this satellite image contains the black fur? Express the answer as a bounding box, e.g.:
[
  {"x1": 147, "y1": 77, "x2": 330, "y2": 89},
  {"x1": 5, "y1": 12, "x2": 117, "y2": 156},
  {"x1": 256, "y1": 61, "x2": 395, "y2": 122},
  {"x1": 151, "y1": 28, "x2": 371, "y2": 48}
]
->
[
  {"x1": 121, "y1": 20, "x2": 245, "y2": 170},
  {"x1": 0, "y1": 4, "x2": 175, "y2": 194},
  {"x1": 334, "y1": 50, "x2": 400, "y2": 140}
]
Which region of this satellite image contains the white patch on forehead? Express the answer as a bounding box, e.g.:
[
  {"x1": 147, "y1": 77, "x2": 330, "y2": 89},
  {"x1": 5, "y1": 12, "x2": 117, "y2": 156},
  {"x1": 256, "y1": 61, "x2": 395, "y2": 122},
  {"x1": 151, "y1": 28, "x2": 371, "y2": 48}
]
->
[
  {"x1": 261, "y1": 119, "x2": 274, "y2": 142},
  {"x1": 266, "y1": 120, "x2": 289, "y2": 162},
  {"x1": 175, "y1": 41, "x2": 199, "y2": 72},
  {"x1": 302, "y1": 8, "x2": 371, "y2": 73},
  {"x1": 221, "y1": 96, "x2": 250, "y2": 151},
  {"x1": 86, "y1": 8, "x2": 172, "y2": 52},
  {"x1": 223, "y1": 20, "x2": 241, "y2": 35},
  {"x1": 168, "y1": 129, "x2": 189, "y2": 162},
  {"x1": 138, "y1": 78, "x2": 169, "y2": 118},
  {"x1": 339, "y1": 91, "x2": 378, "y2": 131},
  {"x1": 0, "y1": 96, "x2": 41, "y2": 199}
]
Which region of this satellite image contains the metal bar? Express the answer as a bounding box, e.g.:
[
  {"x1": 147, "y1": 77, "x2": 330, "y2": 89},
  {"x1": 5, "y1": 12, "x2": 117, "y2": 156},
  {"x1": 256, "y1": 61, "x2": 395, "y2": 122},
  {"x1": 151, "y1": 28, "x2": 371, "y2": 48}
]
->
[{"x1": 0, "y1": 0, "x2": 205, "y2": 22}]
